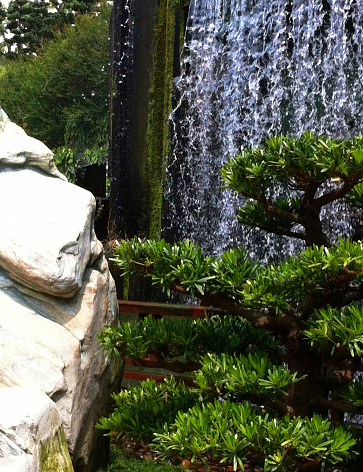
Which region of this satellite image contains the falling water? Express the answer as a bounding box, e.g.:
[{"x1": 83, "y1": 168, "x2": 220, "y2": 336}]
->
[{"x1": 163, "y1": 0, "x2": 363, "y2": 261}]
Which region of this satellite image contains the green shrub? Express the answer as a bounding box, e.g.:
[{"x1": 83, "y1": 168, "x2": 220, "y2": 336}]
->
[
  {"x1": 154, "y1": 402, "x2": 355, "y2": 472},
  {"x1": 97, "y1": 314, "x2": 279, "y2": 365},
  {"x1": 195, "y1": 351, "x2": 300, "y2": 401},
  {"x1": 98, "y1": 134, "x2": 363, "y2": 471},
  {"x1": 96, "y1": 377, "x2": 198, "y2": 442},
  {"x1": 96, "y1": 353, "x2": 356, "y2": 471},
  {"x1": 54, "y1": 145, "x2": 107, "y2": 182}
]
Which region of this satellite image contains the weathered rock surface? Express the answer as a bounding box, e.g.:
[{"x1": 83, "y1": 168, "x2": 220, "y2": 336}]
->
[
  {"x1": 0, "y1": 168, "x2": 103, "y2": 297},
  {"x1": 0, "y1": 108, "x2": 64, "y2": 179},
  {"x1": 0, "y1": 108, "x2": 120, "y2": 472},
  {"x1": 0, "y1": 261, "x2": 120, "y2": 471},
  {"x1": 0, "y1": 387, "x2": 74, "y2": 472}
]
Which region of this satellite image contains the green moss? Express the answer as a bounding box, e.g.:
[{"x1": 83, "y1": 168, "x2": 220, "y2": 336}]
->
[
  {"x1": 122, "y1": 273, "x2": 130, "y2": 300},
  {"x1": 39, "y1": 426, "x2": 74, "y2": 472},
  {"x1": 146, "y1": 0, "x2": 181, "y2": 239}
]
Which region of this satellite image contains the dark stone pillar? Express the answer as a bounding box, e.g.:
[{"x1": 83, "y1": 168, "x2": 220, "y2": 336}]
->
[
  {"x1": 107, "y1": 0, "x2": 190, "y2": 300},
  {"x1": 108, "y1": 0, "x2": 158, "y2": 239}
]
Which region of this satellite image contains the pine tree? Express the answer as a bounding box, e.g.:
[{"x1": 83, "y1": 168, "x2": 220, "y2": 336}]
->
[
  {"x1": 4, "y1": 0, "x2": 96, "y2": 57},
  {"x1": 49, "y1": 0, "x2": 95, "y2": 32},
  {"x1": 0, "y1": 2, "x2": 111, "y2": 148},
  {"x1": 0, "y1": 1, "x2": 7, "y2": 51},
  {"x1": 5, "y1": 0, "x2": 51, "y2": 56},
  {"x1": 111, "y1": 133, "x2": 363, "y2": 420}
]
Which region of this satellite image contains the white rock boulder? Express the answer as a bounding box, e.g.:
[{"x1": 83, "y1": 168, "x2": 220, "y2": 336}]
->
[
  {"x1": 0, "y1": 108, "x2": 64, "y2": 179},
  {"x1": 0, "y1": 108, "x2": 121, "y2": 472},
  {"x1": 0, "y1": 168, "x2": 103, "y2": 297}
]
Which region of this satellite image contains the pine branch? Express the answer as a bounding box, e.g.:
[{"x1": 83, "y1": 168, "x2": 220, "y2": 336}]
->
[
  {"x1": 335, "y1": 285, "x2": 363, "y2": 307},
  {"x1": 258, "y1": 194, "x2": 299, "y2": 224},
  {"x1": 264, "y1": 397, "x2": 295, "y2": 417},
  {"x1": 195, "y1": 291, "x2": 298, "y2": 337},
  {"x1": 313, "y1": 172, "x2": 363, "y2": 210},
  {"x1": 269, "y1": 228, "x2": 307, "y2": 241},
  {"x1": 131, "y1": 357, "x2": 201, "y2": 373},
  {"x1": 170, "y1": 282, "x2": 299, "y2": 337},
  {"x1": 320, "y1": 366, "x2": 355, "y2": 390}
]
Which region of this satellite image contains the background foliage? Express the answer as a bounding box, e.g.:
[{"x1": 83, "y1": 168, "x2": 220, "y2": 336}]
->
[
  {"x1": 0, "y1": 0, "x2": 110, "y2": 179},
  {"x1": 1, "y1": 0, "x2": 96, "y2": 56}
]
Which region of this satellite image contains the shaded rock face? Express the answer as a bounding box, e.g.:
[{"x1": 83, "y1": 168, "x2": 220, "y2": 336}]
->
[{"x1": 0, "y1": 109, "x2": 120, "y2": 472}]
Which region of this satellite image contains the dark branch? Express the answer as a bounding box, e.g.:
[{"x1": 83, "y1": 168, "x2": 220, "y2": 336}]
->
[
  {"x1": 335, "y1": 285, "x2": 363, "y2": 307},
  {"x1": 293, "y1": 457, "x2": 322, "y2": 471},
  {"x1": 296, "y1": 283, "x2": 363, "y2": 323},
  {"x1": 313, "y1": 172, "x2": 362, "y2": 210},
  {"x1": 314, "y1": 394, "x2": 358, "y2": 414},
  {"x1": 265, "y1": 227, "x2": 307, "y2": 241},
  {"x1": 195, "y1": 291, "x2": 298, "y2": 337},
  {"x1": 298, "y1": 179, "x2": 320, "y2": 209},
  {"x1": 320, "y1": 366, "x2": 355, "y2": 390},
  {"x1": 131, "y1": 357, "x2": 201, "y2": 373},
  {"x1": 327, "y1": 267, "x2": 362, "y2": 289},
  {"x1": 258, "y1": 194, "x2": 299, "y2": 224},
  {"x1": 264, "y1": 397, "x2": 295, "y2": 417}
]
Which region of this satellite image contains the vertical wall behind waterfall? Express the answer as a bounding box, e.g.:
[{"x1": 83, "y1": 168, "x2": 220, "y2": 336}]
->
[
  {"x1": 163, "y1": 0, "x2": 363, "y2": 261},
  {"x1": 108, "y1": 0, "x2": 188, "y2": 298},
  {"x1": 147, "y1": 0, "x2": 189, "y2": 239},
  {"x1": 108, "y1": 0, "x2": 156, "y2": 240},
  {"x1": 108, "y1": 0, "x2": 187, "y2": 239}
]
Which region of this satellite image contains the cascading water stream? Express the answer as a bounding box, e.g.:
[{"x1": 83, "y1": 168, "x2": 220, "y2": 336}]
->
[{"x1": 163, "y1": 0, "x2": 363, "y2": 261}]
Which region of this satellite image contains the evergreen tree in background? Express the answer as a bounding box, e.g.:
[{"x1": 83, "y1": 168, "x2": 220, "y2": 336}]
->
[
  {"x1": 48, "y1": 0, "x2": 95, "y2": 32},
  {"x1": 5, "y1": 0, "x2": 51, "y2": 56},
  {"x1": 0, "y1": 1, "x2": 7, "y2": 53},
  {"x1": 3, "y1": 0, "x2": 97, "y2": 57}
]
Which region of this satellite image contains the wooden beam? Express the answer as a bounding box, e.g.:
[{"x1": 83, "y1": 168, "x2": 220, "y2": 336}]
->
[
  {"x1": 118, "y1": 300, "x2": 225, "y2": 318},
  {"x1": 122, "y1": 370, "x2": 195, "y2": 386}
]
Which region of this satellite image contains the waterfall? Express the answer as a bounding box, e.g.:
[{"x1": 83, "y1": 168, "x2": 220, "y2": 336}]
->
[{"x1": 163, "y1": 0, "x2": 363, "y2": 261}]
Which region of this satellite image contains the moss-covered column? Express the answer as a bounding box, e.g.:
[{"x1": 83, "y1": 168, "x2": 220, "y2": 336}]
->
[
  {"x1": 147, "y1": 0, "x2": 179, "y2": 238},
  {"x1": 109, "y1": 0, "x2": 188, "y2": 241},
  {"x1": 108, "y1": 0, "x2": 188, "y2": 299}
]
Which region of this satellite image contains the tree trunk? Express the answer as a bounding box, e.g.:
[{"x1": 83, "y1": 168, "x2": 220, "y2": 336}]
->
[
  {"x1": 286, "y1": 342, "x2": 326, "y2": 417},
  {"x1": 300, "y1": 211, "x2": 329, "y2": 247}
]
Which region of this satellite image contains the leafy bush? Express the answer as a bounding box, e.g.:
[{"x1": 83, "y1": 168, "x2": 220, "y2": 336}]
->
[
  {"x1": 54, "y1": 145, "x2": 107, "y2": 182},
  {"x1": 195, "y1": 351, "x2": 300, "y2": 402},
  {"x1": 98, "y1": 134, "x2": 363, "y2": 471},
  {"x1": 154, "y1": 402, "x2": 355, "y2": 472},
  {"x1": 96, "y1": 377, "x2": 198, "y2": 442},
  {"x1": 96, "y1": 350, "x2": 356, "y2": 470},
  {"x1": 97, "y1": 375, "x2": 356, "y2": 471},
  {"x1": 98, "y1": 314, "x2": 279, "y2": 365},
  {"x1": 0, "y1": 2, "x2": 110, "y2": 150}
]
